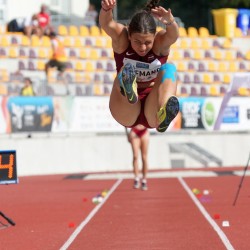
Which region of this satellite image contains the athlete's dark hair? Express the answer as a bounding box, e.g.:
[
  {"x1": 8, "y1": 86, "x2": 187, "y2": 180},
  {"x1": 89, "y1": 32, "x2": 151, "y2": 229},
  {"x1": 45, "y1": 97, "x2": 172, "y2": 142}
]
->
[
  {"x1": 144, "y1": 0, "x2": 161, "y2": 12},
  {"x1": 128, "y1": 0, "x2": 160, "y2": 36}
]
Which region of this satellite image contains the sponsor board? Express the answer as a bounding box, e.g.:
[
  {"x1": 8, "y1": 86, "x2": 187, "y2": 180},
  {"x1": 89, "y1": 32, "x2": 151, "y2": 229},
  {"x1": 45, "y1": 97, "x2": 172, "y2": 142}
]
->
[
  {"x1": 219, "y1": 97, "x2": 250, "y2": 130},
  {"x1": 179, "y1": 97, "x2": 204, "y2": 129},
  {"x1": 180, "y1": 97, "x2": 250, "y2": 131},
  {"x1": 201, "y1": 98, "x2": 222, "y2": 131},
  {"x1": 69, "y1": 97, "x2": 124, "y2": 132},
  {"x1": 0, "y1": 97, "x2": 9, "y2": 133},
  {"x1": 1, "y1": 96, "x2": 250, "y2": 133},
  {"x1": 7, "y1": 97, "x2": 53, "y2": 132},
  {"x1": 51, "y1": 96, "x2": 73, "y2": 133}
]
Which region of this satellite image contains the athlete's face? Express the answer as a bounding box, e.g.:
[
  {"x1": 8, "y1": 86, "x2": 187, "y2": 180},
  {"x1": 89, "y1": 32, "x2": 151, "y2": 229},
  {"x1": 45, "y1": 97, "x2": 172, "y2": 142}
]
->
[{"x1": 129, "y1": 33, "x2": 155, "y2": 57}]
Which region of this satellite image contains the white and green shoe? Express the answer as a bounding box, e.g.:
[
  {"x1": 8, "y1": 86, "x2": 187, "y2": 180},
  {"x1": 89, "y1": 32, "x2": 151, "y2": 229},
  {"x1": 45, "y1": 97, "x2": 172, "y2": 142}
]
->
[{"x1": 118, "y1": 63, "x2": 138, "y2": 104}]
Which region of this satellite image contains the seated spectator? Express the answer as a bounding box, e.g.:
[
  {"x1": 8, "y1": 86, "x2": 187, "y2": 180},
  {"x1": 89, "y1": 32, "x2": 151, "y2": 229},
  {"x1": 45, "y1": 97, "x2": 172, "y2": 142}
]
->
[
  {"x1": 7, "y1": 17, "x2": 25, "y2": 33},
  {"x1": 45, "y1": 32, "x2": 68, "y2": 83},
  {"x1": 83, "y1": 3, "x2": 98, "y2": 27},
  {"x1": 7, "y1": 14, "x2": 41, "y2": 38},
  {"x1": 20, "y1": 77, "x2": 36, "y2": 96},
  {"x1": 37, "y1": 4, "x2": 53, "y2": 36},
  {"x1": 24, "y1": 14, "x2": 43, "y2": 38}
]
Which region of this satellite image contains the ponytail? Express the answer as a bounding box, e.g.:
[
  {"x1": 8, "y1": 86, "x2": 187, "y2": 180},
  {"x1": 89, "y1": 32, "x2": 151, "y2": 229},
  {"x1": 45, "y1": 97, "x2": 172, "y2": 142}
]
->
[{"x1": 144, "y1": 0, "x2": 161, "y2": 12}]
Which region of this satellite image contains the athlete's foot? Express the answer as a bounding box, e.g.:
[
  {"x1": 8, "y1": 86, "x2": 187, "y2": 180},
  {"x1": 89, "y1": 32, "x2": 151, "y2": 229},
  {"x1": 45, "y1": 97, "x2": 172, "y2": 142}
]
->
[
  {"x1": 141, "y1": 179, "x2": 148, "y2": 191},
  {"x1": 118, "y1": 63, "x2": 138, "y2": 104},
  {"x1": 133, "y1": 178, "x2": 140, "y2": 189},
  {"x1": 157, "y1": 96, "x2": 179, "y2": 133}
]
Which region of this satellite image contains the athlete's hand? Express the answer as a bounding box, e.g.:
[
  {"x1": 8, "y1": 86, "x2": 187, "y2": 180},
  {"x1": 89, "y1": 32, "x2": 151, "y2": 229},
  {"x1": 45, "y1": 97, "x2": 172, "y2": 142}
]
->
[
  {"x1": 151, "y1": 7, "x2": 174, "y2": 25},
  {"x1": 101, "y1": 0, "x2": 116, "y2": 11}
]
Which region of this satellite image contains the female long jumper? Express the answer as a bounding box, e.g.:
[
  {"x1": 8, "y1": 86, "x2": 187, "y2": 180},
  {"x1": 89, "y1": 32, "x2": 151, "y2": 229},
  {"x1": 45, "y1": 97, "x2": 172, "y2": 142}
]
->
[{"x1": 99, "y1": 0, "x2": 180, "y2": 132}]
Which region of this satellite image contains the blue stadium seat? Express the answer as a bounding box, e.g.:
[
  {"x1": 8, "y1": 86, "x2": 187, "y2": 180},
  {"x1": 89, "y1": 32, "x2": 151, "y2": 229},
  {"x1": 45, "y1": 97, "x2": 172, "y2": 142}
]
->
[
  {"x1": 101, "y1": 49, "x2": 109, "y2": 58},
  {"x1": 200, "y1": 86, "x2": 208, "y2": 96},
  {"x1": 103, "y1": 73, "x2": 113, "y2": 84},
  {"x1": 96, "y1": 61, "x2": 104, "y2": 71},
  {"x1": 19, "y1": 48, "x2": 27, "y2": 58},
  {"x1": 220, "y1": 86, "x2": 227, "y2": 95},
  {"x1": 187, "y1": 61, "x2": 195, "y2": 71},
  {"x1": 239, "y1": 61, "x2": 247, "y2": 71},
  {"x1": 183, "y1": 73, "x2": 192, "y2": 84},
  {"x1": 69, "y1": 48, "x2": 77, "y2": 59},
  {"x1": 213, "y1": 73, "x2": 222, "y2": 84},
  {"x1": 28, "y1": 60, "x2": 35, "y2": 70},
  {"x1": 190, "y1": 86, "x2": 199, "y2": 96},
  {"x1": 106, "y1": 61, "x2": 115, "y2": 71},
  {"x1": 193, "y1": 73, "x2": 201, "y2": 84},
  {"x1": 183, "y1": 50, "x2": 191, "y2": 59},
  {"x1": 28, "y1": 49, "x2": 37, "y2": 59},
  {"x1": 10, "y1": 36, "x2": 19, "y2": 45},
  {"x1": 18, "y1": 60, "x2": 26, "y2": 70},
  {"x1": 180, "y1": 86, "x2": 188, "y2": 96},
  {"x1": 204, "y1": 50, "x2": 212, "y2": 59},
  {"x1": 198, "y1": 62, "x2": 206, "y2": 72},
  {"x1": 0, "y1": 48, "x2": 7, "y2": 58}
]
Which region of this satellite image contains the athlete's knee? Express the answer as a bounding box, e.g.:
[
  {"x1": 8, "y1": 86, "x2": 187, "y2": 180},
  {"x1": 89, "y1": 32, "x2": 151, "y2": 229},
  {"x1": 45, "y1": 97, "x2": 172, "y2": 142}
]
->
[
  {"x1": 142, "y1": 155, "x2": 147, "y2": 162},
  {"x1": 133, "y1": 155, "x2": 139, "y2": 162},
  {"x1": 159, "y1": 63, "x2": 177, "y2": 83}
]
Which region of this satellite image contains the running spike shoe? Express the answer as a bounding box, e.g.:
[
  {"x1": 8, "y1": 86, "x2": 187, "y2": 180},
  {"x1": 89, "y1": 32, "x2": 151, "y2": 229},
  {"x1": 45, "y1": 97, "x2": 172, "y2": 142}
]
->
[
  {"x1": 118, "y1": 63, "x2": 138, "y2": 104},
  {"x1": 133, "y1": 179, "x2": 140, "y2": 189},
  {"x1": 141, "y1": 180, "x2": 148, "y2": 191},
  {"x1": 157, "y1": 96, "x2": 179, "y2": 133}
]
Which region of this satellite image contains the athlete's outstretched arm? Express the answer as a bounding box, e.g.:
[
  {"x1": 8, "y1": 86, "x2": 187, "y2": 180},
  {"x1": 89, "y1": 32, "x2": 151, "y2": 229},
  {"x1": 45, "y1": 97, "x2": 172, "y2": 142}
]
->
[
  {"x1": 99, "y1": 0, "x2": 125, "y2": 43},
  {"x1": 152, "y1": 6, "x2": 179, "y2": 54}
]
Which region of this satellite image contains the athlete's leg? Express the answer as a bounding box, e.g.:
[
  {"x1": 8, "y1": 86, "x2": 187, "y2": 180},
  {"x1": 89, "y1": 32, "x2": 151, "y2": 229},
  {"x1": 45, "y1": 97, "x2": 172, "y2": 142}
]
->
[
  {"x1": 140, "y1": 131, "x2": 149, "y2": 180},
  {"x1": 109, "y1": 75, "x2": 141, "y2": 127},
  {"x1": 140, "y1": 131, "x2": 149, "y2": 190},
  {"x1": 144, "y1": 63, "x2": 179, "y2": 130},
  {"x1": 130, "y1": 137, "x2": 140, "y2": 177},
  {"x1": 130, "y1": 135, "x2": 141, "y2": 188}
]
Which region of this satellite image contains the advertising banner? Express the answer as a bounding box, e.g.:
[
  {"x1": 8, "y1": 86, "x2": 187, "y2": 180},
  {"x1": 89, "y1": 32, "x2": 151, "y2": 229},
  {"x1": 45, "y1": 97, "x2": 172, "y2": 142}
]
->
[
  {"x1": 179, "y1": 96, "x2": 250, "y2": 131},
  {"x1": 179, "y1": 97, "x2": 205, "y2": 129},
  {"x1": 214, "y1": 73, "x2": 250, "y2": 130},
  {"x1": 201, "y1": 98, "x2": 223, "y2": 131},
  {"x1": 51, "y1": 96, "x2": 73, "y2": 133},
  {"x1": 7, "y1": 97, "x2": 53, "y2": 132},
  {"x1": 0, "y1": 96, "x2": 10, "y2": 134},
  {"x1": 219, "y1": 97, "x2": 250, "y2": 130},
  {"x1": 69, "y1": 97, "x2": 124, "y2": 132},
  {"x1": 1, "y1": 95, "x2": 250, "y2": 133}
]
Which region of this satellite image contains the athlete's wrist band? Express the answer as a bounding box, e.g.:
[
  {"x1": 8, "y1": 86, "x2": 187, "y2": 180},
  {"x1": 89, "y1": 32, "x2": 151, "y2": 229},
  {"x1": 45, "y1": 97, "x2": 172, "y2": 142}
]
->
[{"x1": 165, "y1": 18, "x2": 175, "y2": 26}]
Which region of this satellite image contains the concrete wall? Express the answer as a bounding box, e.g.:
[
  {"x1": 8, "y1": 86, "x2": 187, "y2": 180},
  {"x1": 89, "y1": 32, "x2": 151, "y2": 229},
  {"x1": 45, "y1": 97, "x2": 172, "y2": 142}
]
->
[{"x1": 0, "y1": 131, "x2": 249, "y2": 177}]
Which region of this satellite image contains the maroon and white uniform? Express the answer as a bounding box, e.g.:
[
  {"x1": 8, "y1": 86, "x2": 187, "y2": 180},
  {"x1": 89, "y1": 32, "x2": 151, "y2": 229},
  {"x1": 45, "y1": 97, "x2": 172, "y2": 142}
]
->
[
  {"x1": 114, "y1": 44, "x2": 168, "y2": 84},
  {"x1": 114, "y1": 44, "x2": 169, "y2": 128}
]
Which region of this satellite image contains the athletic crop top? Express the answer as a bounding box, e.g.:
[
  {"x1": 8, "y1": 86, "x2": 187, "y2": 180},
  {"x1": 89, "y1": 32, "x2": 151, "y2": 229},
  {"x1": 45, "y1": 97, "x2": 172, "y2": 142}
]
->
[{"x1": 114, "y1": 45, "x2": 168, "y2": 83}]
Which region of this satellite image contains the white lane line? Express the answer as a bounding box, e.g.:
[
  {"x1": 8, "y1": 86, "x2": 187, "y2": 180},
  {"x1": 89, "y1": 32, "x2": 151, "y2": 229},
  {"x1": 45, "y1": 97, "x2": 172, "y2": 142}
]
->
[
  {"x1": 84, "y1": 171, "x2": 217, "y2": 180},
  {"x1": 59, "y1": 178, "x2": 123, "y2": 250},
  {"x1": 178, "y1": 177, "x2": 235, "y2": 250}
]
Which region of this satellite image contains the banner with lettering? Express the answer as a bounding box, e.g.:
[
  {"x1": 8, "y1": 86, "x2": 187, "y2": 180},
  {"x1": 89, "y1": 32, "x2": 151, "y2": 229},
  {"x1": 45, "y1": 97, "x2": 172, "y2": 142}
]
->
[{"x1": 7, "y1": 97, "x2": 53, "y2": 132}]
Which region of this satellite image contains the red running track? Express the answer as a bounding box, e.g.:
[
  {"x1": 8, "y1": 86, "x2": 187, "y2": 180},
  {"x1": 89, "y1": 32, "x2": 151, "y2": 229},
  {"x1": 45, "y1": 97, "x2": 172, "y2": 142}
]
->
[{"x1": 1, "y1": 170, "x2": 250, "y2": 250}]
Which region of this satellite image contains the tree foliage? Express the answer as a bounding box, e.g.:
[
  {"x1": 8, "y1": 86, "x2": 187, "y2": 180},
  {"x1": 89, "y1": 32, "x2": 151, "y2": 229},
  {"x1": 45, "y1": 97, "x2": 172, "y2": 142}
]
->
[{"x1": 90, "y1": 0, "x2": 250, "y2": 29}]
